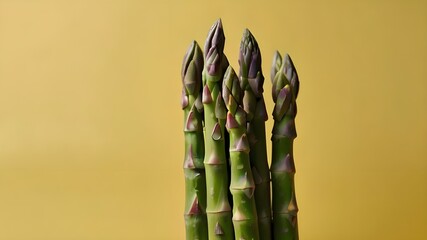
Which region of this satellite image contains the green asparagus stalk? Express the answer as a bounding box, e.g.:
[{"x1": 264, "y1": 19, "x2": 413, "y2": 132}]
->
[
  {"x1": 223, "y1": 66, "x2": 260, "y2": 240},
  {"x1": 271, "y1": 52, "x2": 300, "y2": 240},
  {"x1": 202, "y1": 19, "x2": 234, "y2": 240},
  {"x1": 182, "y1": 41, "x2": 208, "y2": 240},
  {"x1": 238, "y1": 29, "x2": 271, "y2": 240}
]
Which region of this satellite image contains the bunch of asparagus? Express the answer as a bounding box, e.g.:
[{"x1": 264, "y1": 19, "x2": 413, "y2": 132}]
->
[{"x1": 181, "y1": 19, "x2": 300, "y2": 240}]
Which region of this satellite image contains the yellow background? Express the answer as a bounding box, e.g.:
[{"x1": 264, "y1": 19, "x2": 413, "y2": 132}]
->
[{"x1": 1, "y1": 0, "x2": 426, "y2": 239}]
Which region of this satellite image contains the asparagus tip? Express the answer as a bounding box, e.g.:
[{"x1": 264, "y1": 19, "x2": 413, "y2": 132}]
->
[
  {"x1": 182, "y1": 41, "x2": 196, "y2": 80},
  {"x1": 283, "y1": 53, "x2": 299, "y2": 98},
  {"x1": 216, "y1": 18, "x2": 223, "y2": 28},
  {"x1": 271, "y1": 50, "x2": 282, "y2": 83},
  {"x1": 242, "y1": 27, "x2": 251, "y2": 36},
  {"x1": 182, "y1": 40, "x2": 203, "y2": 93},
  {"x1": 204, "y1": 19, "x2": 225, "y2": 76}
]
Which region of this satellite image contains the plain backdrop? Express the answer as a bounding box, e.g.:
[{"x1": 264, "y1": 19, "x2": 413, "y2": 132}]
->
[{"x1": 0, "y1": 0, "x2": 426, "y2": 239}]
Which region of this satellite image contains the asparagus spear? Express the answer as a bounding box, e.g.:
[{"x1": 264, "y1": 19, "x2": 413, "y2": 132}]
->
[
  {"x1": 223, "y1": 66, "x2": 260, "y2": 240},
  {"x1": 271, "y1": 52, "x2": 300, "y2": 240},
  {"x1": 202, "y1": 19, "x2": 234, "y2": 240},
  {"x1": 238, "y1": 29, "x2": 271, "y2": 240},
  {"x1": 182, "y1": 41, "x2": 208, "y2": 240}
]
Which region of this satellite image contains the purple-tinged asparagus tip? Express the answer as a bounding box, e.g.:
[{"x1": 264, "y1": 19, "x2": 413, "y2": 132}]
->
[
  {"x1": 204, "y1": 19, "x2": 225, "y2": 76},
  {"x1": 182, "y1": 41, "x2": 203, "y2": 95},
  {"x1": 204, "y1": 19, "x2": 224, "y2": 55},
  {"x1": 283, "y1": 53, "x2": 299, "y2": 98},
  {"x1": 271, "y1": 51, "x2": 282, "y2": 83},
  {"x1": 181, "y1": 41, "x2": 196, "y2": 80},
  {"x1": 239, "y1": 28, "x2": 264, "y2": 99},
  {"x1": 239, "y1": 28, "x2": 262, "y2": 79}
]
